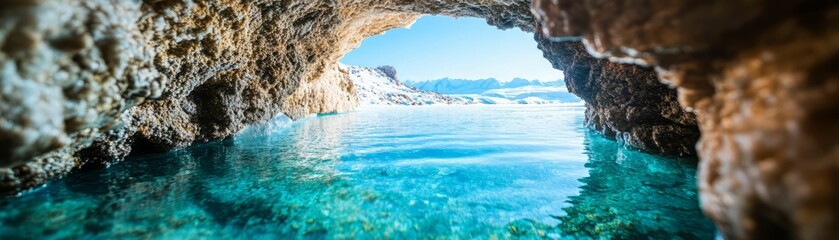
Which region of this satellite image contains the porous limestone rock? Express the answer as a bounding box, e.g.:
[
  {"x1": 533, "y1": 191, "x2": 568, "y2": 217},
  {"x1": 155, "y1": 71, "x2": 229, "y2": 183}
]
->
[
  {"x1": 533, "y1": 0, "x2": 839, "y2": 239},
  {"x1": 0, "y1": 0, "x2": 165, "y2": 194}
]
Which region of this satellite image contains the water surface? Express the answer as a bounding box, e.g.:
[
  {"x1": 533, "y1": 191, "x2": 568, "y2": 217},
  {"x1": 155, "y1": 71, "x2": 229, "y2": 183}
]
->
[{"x1": 0, "y1": 105, "x2": 715, "y2": 239}]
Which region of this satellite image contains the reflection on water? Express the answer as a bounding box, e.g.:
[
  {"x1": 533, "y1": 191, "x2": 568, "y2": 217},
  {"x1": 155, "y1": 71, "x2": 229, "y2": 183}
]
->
[
  {"x1": 0, "y1": 105, "x2": 715, "y2": 239},
  {"x1": 556, "y1": 132, "x2": 717, "y2": 239}
]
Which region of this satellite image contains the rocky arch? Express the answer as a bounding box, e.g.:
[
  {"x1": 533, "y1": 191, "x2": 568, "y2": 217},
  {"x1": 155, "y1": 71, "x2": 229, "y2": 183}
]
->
[
  {"x1": 0, "y1": 0, "x2": 837, "y2": 239},
  {"x1": 0, "y1": 0, "x2": 535, "y2": 193},
  {"x1": 0, "y1": 0, "x2": 573, "y2": 194}
]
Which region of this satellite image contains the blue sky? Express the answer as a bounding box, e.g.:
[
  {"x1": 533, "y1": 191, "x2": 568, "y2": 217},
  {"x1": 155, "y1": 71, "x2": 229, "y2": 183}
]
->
[{"x1": 340, "y1": 16, "x2": 563, "y2": 82}]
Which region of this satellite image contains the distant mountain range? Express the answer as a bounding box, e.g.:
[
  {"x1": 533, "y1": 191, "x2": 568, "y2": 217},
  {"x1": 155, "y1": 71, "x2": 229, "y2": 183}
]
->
[
  {"x1": 405, "y1": 78, "x2": 582, "y2": 103},
  {"x1": 405, "y1": 78, "x2": 566, "y2": 94},
  {"x1": 343, "y1": 64, "x2": 583, "y2": 106},
  {"x1": 343, "y1": 65, "x2": 467, "y2": 105}
]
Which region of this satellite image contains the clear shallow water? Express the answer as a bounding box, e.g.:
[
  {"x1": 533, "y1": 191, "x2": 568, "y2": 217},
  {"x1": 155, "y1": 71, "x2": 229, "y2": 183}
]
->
[{"x1": 0, "y1": 105, "x2": 716, "y2": 239}]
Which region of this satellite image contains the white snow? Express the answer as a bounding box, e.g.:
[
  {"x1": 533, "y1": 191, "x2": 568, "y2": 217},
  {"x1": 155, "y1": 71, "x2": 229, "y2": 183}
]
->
[
  {"x1": 452, "y1": 94, "x2": 583, "y2": 105},
  {"x1": 343, "y1": 64, "x2": 467, "y2": 105},
  {"x1": 343, "y1": 64, "x2": 584, "y2": 106}
]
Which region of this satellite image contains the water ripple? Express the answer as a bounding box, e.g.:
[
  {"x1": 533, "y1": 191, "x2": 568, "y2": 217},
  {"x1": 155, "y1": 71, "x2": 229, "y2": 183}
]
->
[{"x1": 0, "y1": 105, "x2": 715, "y2": 239}]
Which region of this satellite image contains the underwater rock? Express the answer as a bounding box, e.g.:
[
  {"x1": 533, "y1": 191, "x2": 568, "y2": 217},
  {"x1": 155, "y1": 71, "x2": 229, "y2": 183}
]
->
[
  {"x1": 533, "y1": 0, "x2": 839, "y2": 239},
  {"x1": 557, "y1": 132, "x2": 715, "y2": 239}
]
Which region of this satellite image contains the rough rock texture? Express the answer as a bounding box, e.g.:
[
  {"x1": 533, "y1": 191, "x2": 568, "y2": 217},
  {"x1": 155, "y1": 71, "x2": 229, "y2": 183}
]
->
[
  {"x1": 533, "y1": 0, "x2": 839, "y2": 239},
  {"x1": 0, "y1": 0, "x2": 534, "y2": 195},
  {"x1": 536, "y1": 39, "x2": 699, "y2": 157},
  {"x1": 0, "y1": 0, "x2": 166, "y2": 194}
]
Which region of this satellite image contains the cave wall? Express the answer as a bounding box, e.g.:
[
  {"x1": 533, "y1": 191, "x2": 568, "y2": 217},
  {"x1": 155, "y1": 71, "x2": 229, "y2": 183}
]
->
[
  {"x1": 532, "y1": 0, "x2": 839, "y2": 239},
  {"x1": 536, "y1": 39, "x2": 699, "y2": 157}
]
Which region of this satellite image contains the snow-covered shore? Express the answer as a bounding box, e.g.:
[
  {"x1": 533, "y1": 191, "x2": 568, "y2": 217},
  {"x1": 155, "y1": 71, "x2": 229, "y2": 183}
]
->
[{"x1": 343, "y1": 64, "x2": 583, "y2": 106}]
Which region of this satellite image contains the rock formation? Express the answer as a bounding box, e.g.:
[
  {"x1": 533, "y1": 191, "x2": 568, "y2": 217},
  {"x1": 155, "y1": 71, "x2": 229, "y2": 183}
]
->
[
  {"x1": 532, "y1": 0, "x2": 839, "y2": 239},
  {"x1": 536, "y1": 39, "x2": 699, "y2": 157},
  {"x1": 0, "y1": 0, "x2": 837, "y2": 239}
]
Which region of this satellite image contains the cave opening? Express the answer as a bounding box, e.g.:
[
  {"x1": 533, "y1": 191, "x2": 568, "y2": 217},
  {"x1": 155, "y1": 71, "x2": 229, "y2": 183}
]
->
[
  {"x1": 339, "y1": 15, "x2": 581, "y2": 105},
  {"x1": 0, "y1": 11, "x2": 718, "y2": 238},
  {"x1": 2, "y1": 0, "x2": 834, "y2": 238},
  {"x1": 214, "y1": 15, "x2": 713, "y2": 238}
]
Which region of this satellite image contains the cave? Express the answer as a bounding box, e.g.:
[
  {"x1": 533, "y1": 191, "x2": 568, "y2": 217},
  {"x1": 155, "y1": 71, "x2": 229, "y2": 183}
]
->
[{"x1": 0, "y1": 0, "x2": 837, "y2": 239}]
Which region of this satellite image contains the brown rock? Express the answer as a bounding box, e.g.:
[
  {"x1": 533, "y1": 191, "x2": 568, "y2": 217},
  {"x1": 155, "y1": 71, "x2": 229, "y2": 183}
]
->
[
  {"x1": 533, "y1": 0, "x2": 839, "y2": 239},
  {"x1": 535, "y1": 39, "x2": 699, "y2": 157}
]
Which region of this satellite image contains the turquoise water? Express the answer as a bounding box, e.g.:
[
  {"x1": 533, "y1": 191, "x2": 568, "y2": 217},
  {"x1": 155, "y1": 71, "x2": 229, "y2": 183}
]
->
[{"x1": 0, "y1": 105, "x2": 716, "y2": 239}]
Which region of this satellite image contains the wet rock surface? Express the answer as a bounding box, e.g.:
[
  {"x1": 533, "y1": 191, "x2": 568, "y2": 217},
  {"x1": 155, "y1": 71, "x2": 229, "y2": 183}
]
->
[
  {"x1": 533, "y1": 0, "x2": 839, "y2": 239},
  {"x1": 536, "y1": 39, "x2": 699, "y2": 157}
]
